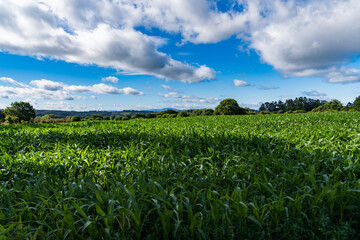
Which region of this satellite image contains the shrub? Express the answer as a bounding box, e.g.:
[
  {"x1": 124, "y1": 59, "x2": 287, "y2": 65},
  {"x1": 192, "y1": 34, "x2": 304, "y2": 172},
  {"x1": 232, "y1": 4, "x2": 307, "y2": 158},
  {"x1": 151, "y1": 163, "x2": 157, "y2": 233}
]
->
[
  {"x1": 115, "y1": 116, "x2": 123, "y2": 121},
  {"x1": 71, "y1": 115, "x2": 81, "y2": 122}
]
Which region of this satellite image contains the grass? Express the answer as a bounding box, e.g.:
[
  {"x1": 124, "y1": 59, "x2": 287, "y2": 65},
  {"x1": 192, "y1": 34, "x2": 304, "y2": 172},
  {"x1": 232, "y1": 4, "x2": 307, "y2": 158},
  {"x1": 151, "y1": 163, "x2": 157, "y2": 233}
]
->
[{"x1": 1, "y1": 112, "x2": 360, "y2": 239}]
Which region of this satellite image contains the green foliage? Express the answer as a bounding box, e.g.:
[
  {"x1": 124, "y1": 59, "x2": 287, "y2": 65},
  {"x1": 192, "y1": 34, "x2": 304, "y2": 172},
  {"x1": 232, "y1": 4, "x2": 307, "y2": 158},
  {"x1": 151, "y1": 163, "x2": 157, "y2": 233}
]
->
[
  {"x1": 71, "y1": 115, "x2": 81, "y2": 122},
  {"x1": 312, "y1": 100, "x2": 344, "y2": 112},
  {"x1": 91, "y1": 114, "x2": 103, "y2": 120},
  {"x1": 0, "y1": 110, "x2": 5, "y2": 123},
  {"x1": 260, "y1": 97, "x2": 326, "y2": 112},
  {"x1": 3, "y1": 101, "x2": 36, "y2": 123},
  {"x1": 201, "y1": 108, "x2": 214, "y2": 116},
  {"x1": 122, "y1": 114, "x2": 131, "y2": 120},
  {"x1": 145, "y1": 113, "x2": 157, "y2": 118},
  {"x1": 353, "y1": 96, "x2": 360, "y2": 111},
  {"x1": 215, "y1": 98, "x2": 246, "y2": 115},
  {"x1": 1, "y1": 113, "x2": 360, "y2": 239},
  {"x1": 131, "y1": 113, "x2": 146, "y2": 119},
  {"x1": 177, "y1": 111, "x2": 190, "y2": 117},
  {"x1": 115, "y1": 115, "x2": 123, "y2": 121}
]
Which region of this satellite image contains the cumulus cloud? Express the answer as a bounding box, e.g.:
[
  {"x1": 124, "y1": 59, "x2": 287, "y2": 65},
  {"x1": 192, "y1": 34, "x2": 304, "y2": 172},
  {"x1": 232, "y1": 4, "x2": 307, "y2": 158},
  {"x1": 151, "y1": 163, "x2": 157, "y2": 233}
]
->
[
  {"x1": 0, "y1": 77, "x2": 143, "y2": 100},
  {"x1": 0, "y1": 0, "x2": 216, "y2": 83},
  {"x1": 102, "y1": 76, "x2": 119, "y2": 83},
  {"x1": 327, "y1": 67, "x2": 360, "y2": 83},
  {"x1": 233, "y1": 79, "x2": 249, "y2": 87},
  {"x1": 1, "y1": 0, "x2": 360, "y2": 84},
  {"x1": 303, "y1": 90, "x2": 327, "y2": 97},
  {"x1": 248, "y1": 0, "x2": 360, "y2": 82}
]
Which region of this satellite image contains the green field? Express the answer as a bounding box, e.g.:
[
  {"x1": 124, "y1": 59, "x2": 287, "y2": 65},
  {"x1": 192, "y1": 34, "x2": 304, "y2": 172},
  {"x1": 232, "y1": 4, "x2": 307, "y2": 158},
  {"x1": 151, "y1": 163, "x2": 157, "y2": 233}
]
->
[{"x1": 1, "y1": 113, "x2": 360, "y2": 239}]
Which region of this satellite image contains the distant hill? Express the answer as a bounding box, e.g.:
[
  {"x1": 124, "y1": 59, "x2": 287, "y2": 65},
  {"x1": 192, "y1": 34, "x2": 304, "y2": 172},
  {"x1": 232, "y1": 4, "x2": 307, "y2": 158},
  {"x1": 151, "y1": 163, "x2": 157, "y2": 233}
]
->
[{"x1": 36, "y1": 110, "x2": 156, "y2": 118}]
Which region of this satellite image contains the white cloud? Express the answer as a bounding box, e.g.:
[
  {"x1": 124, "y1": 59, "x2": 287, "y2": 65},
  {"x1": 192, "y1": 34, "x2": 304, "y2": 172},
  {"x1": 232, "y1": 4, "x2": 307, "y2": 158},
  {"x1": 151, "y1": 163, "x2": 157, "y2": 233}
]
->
[
  {"x1": 1, "y1": 0, "x2": 360, "y2": 84},
  {"x1": 327, "y1": 67, "x2": 360, "y2": 83},
  {"x1": 0, "y1": 77, "x2": 28, "y2": 87},
  {"x1": 302, "y1": 90, "x2": 327, "y2": 97},
  {"x1": 0, "y1": 0, "x2": 216, "y2": 83},
  {"x1": 0, "y1": 77, "x2": 143, "y2": 100},
  {"x1": 161, "y1": 84, "x2": 178, "y2": 92},
  {"x1": 233, "y1": 79, "x2": 249, "y2": 87},
  {"x1": 248, "y1": 0, "x2": 360, "y2": 82},
  {"x1": 102, "y1": 76, "x2": 119, "y2": 83},
  {"x1": 159, "y1": 91, "x2": 219, "y2": 104},
  {"x1": 30, "y1": 79, "x2": 64, "y2": 91},
  {"x1": 259, "y1": 86, "x2": 279, "y2": 90}
]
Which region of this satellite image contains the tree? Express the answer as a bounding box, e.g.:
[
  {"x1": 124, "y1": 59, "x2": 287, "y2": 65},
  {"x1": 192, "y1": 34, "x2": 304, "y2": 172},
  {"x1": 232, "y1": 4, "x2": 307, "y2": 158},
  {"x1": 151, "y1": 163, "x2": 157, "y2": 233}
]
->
[
  {"x1": 353, "y1": 96, "x2": 360, "y2": 111},
  {"x1": 3, "y1": 102, "x2": 36, "y2": 123},
  {"x1": 0, "y1": 110, "x2": 5, "y2": 123},
  {"x1": 215, "y1": 98, "x2": 246, "y2": 115}
]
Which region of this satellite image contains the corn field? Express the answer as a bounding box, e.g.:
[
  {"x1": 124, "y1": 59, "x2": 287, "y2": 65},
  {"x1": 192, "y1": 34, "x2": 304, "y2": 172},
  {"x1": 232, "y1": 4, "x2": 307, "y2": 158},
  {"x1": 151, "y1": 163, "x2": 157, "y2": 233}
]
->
[{"x1": 1, "y1": 112, "x2": 360, "y2": 239}]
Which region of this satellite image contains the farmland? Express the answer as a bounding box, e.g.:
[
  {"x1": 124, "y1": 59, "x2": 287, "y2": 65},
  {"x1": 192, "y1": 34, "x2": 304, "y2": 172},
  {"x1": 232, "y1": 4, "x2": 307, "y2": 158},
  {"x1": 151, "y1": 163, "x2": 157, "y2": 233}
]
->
[{"x1": 1, "y1": 112, "x2": 360, "y2": 239}]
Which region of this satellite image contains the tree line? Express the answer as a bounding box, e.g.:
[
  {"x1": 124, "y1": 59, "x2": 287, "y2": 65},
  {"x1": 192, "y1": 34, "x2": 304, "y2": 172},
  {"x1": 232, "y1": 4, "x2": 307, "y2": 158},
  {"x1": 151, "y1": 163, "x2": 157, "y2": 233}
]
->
[
  {"x1": 2, "y1": 96, "x2": 360, "y2": 124},
  {"x1": 259, "y1": 96, "x2": 360, "y2": 113}
]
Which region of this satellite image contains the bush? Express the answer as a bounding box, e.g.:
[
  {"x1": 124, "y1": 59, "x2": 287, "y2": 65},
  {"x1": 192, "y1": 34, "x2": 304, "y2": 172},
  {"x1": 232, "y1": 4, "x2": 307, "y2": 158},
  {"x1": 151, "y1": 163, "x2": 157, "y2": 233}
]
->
[
  {"x1": 259, "y1": 111, "x2": 271, "y2": 115},
  {"x1": 103, "y1": 116, "x2": 110, "y2": 120},
  {"x1": 215, "y1": 99, "x2": 246, "y2": 115},
  {"x1": 293, "y1": 110, "x2": 306, "y2": 114},
  {"x1": 115, "y1": 116, "x2": 123, "y2": 121},
  {"x1": 71, "y1": 115, "x2": 81, "y2": 122}
]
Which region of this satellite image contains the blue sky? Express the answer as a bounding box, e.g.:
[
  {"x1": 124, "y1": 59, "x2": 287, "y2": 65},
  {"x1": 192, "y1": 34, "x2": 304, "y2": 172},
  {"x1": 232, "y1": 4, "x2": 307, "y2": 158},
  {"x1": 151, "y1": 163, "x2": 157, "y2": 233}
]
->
[{"x1": 0, "y1": 0, "x2": 360, "y2": 111}]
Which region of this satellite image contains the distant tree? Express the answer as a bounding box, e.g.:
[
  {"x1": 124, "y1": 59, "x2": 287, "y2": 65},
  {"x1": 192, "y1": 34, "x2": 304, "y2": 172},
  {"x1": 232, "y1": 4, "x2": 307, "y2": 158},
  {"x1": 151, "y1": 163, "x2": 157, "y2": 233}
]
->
[
  {"x1": 353, "y1": 96, "x2": 360, "y2": 111},
  {"x1": 132, "y1": 113, "x2": 145, "y2": 119},
  {"x1": 110, "y1": 115, "x2": 116, "y2": 120},
  {"x1": 191, "y1": 109, "x2": 203, "y2": 116},
  {"x1": 103, "y1": 116, "x2": 110, "y2": 120},
  {"x1": 215, "y1": 98, "x2": 246, "y2": 115},
  {"x1": 202, "y1": 109, "x2": 214, "y2": 116},
  {"x1": 0, "y1": 110, "x2": 5, "y2": 123},
  {"x1": 91, "y1": 114, "x2": 103, "y2": 120},
  {"x1": 115, "y1": 116, "x2": 123, "y2": 121},
  {"x1": 3, "y1": 102, "x2": 36, "y2": 123},
  {"x1": 145, "y1": 113, "x2": 157, "y2": 118},
  {"x1": 122, "y1": 115, "x2": 131, "y2": 120},
  {"x1": 177, "y1": 111, "x2": 190, "y2": 117}
]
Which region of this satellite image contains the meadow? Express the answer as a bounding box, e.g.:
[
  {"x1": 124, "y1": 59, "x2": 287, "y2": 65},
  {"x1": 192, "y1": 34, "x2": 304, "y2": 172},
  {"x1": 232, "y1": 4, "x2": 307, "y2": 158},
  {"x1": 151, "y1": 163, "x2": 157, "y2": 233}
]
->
[{"x1": 0, "y1": 112, "x2": 360, "y2": 239}]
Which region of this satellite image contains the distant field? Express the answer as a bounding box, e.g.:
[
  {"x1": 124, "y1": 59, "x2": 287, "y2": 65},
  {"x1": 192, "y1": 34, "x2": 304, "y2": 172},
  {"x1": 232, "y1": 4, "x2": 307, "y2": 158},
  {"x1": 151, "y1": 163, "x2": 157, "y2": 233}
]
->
[{"x1": 1, "y1": 113, "x2": 360, "y2": 239}]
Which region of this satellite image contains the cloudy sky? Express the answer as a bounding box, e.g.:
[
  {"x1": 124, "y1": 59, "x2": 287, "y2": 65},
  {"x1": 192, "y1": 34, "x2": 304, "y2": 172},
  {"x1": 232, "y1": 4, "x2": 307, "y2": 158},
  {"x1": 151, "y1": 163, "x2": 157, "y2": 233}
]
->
[{"x1": 0, "y1": 0, "x2": 360, "y2": 111}]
